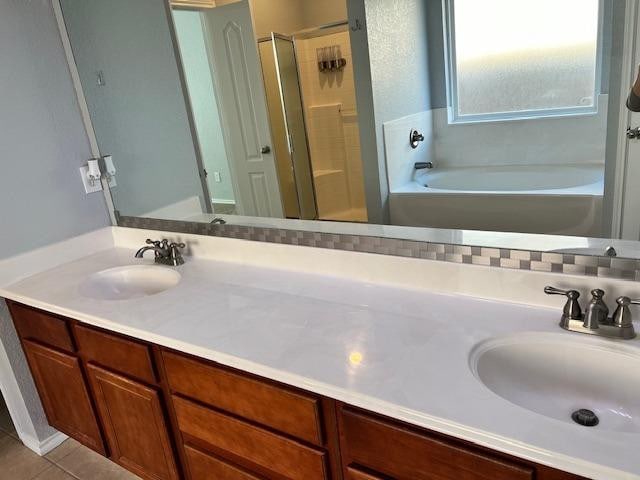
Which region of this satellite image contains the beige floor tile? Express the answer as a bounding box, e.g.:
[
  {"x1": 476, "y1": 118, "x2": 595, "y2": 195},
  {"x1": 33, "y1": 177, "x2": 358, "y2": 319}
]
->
[
  {"x1": 56, "y1": 444, "x2": 140, "y2": 480},
  {"x1": 0, "y1": 399, "x2": 17, "y2": 438},
  {"x1": 46, "y1": 438, "x2": 82, "y2": 463},
  {"x1": 33, "y1": 464, "x2": 77, "y2": 480},
  {"x1": 0, "y1": 435, "x2": 51, "y2": 480}
]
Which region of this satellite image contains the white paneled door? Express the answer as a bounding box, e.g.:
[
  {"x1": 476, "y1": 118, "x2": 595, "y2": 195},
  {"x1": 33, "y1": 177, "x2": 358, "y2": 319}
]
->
[
  {"x1": 202, "y1": 0, "x2": 284, "y2": 218},
  {"x1": 620, "y1": 3, "x2": 640, "y2": 241}
]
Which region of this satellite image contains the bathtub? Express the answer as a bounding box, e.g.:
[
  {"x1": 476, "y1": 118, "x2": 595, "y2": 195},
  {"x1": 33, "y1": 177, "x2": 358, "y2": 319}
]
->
[{"x1": 389, "y1": 164, "x2": 604, "y2": 236}]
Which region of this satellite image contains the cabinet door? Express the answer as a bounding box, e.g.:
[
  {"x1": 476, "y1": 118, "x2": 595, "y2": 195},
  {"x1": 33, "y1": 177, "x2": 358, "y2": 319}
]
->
[
  {"x1": 87, "y1": 364, "x2": 178, "y2": 480},
  {"x1": 22, "y1": 340, "x2": 105, "y2": 454}
]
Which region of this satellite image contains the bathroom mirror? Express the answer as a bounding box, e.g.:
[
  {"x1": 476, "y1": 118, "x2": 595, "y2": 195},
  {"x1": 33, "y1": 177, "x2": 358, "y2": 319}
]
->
[{"x1": 58, "y1": 0, "x2": 640, "y2": 255}]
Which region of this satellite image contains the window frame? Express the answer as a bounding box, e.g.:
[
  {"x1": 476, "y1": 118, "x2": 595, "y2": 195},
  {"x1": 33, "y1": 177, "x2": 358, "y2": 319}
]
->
[{"x1": 442, "y1": 0, "x2": 605, "y2": 125}]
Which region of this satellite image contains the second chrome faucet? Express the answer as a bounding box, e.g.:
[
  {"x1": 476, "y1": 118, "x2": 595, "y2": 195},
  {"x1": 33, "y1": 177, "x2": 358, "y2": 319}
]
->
[{"x1": 545, "y1": 286, "x2": 637, "y2": 340}]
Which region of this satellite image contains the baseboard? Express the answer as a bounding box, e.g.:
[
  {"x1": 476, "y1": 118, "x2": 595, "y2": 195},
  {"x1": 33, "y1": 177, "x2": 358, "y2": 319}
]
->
[{"x1": 19, "y1": 430, "x2": 68, "y2": 456}]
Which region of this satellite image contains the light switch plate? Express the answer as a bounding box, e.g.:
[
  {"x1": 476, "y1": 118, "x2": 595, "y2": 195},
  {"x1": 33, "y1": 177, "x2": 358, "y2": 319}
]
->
[
  {"x1": 79, "y1": 166, "x2": 103, "y2": 194},
  {"x1": 213, "y1": 171, "x2": 221, "y2": 182}
]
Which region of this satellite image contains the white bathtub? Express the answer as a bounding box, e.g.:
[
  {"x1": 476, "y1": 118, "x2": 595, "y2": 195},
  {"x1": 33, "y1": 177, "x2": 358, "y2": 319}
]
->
[{"x1": 390, "y1": 164, "x2": 604, "y2": 236}]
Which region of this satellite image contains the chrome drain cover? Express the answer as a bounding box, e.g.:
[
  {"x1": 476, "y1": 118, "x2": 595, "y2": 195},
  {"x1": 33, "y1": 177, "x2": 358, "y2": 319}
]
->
[{"x1": 571, "y1": 409, "x2": 599, "y2": 427}]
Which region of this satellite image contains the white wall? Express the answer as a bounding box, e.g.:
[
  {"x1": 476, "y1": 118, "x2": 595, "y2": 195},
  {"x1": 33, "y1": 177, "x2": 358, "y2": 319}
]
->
[
  {"x1": 348, "y1": 0, "x2": 432, "y2": 223},
  {"x1": 250, "y1": 0, "x2": 348, "y2": 38},
  {"x1": 385, "y1": 96, "x2": 608, "y2": 192},
  {"x1": 432, "y1": 96, "x2": 608, "y2": 169},
  {"x1": 0, "y1": 0, "x2": 111, "y2": 450}
]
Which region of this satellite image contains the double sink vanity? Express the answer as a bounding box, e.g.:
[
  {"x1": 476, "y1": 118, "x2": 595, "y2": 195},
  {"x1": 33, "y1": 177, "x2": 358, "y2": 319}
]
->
[{"x1": 0, "y1": 227, "x2": 638, "y2": 480}]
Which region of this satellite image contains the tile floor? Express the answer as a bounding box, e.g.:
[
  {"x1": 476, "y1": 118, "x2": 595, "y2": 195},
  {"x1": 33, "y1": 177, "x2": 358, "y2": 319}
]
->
[{"x1": 0, "y1": 396, "x2": 139, "y2": 480}]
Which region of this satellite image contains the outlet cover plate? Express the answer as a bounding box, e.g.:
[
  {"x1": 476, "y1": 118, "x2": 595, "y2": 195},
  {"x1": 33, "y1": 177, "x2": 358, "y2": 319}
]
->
[{"x1": 79, "y1": 166, "x2": 103, "y2": 194}]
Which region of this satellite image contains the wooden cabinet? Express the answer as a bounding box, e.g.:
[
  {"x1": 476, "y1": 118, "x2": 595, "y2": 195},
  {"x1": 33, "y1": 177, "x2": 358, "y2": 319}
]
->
[
  {"x1": 74, "y1": 324, "x2": 157, "y2": 384},
  {"x1": 336, "y1": 405, "x2": 584, "y2": 480},
  {"x1": 87, "y1": 364, "x2": 178, "y2": 480},
  {"x1": 173, "y1": 396, "x2": 328, "y2": 479},
  {"x1": 345, "y1": 467, "x2": 388, "y2": 480},
  {"x1": 9, "y1": 302, "x2": 75, "y2": 353},
  {"x1": 21, "y1": 339, "x2": 105, "y2": 454},
  {"x1": 162, "y1": 351, "x2": 323, "y2": 445},
  {"x1": 8, "y1": 302, "x2": 588, "y2": 480}
]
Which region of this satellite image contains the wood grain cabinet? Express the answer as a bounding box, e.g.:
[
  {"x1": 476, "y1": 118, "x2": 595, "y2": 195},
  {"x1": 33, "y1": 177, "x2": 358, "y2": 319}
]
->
[
  {"x1": 86, "y1": 365, "x2": 178, "y2": 480},
  {"x1": 20, "y1": 339, "x2": 105, "y2": 454},
  {"x1": 8, "y1": 301, "x2": 587, "y2": 480}
]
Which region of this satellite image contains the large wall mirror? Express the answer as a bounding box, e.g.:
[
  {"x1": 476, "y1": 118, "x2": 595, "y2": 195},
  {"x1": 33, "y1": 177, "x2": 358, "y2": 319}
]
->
[{"x1": 58, "y1": 0, "x2": 640, "y2": 255}]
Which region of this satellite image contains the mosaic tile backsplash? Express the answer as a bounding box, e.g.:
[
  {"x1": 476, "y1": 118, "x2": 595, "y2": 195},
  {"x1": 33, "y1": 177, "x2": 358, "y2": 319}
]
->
[{"x1": 118, "y1": 216, "x2": 640, "y2": 282}]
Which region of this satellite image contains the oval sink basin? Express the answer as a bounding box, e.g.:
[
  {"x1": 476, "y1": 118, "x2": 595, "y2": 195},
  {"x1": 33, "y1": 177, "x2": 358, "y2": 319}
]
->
[
  {"x1": 470, "y1": 333, "x2": 640, "y2": 433},
  {"x1": 80, "y1": 265, "x2": 181, "y2": 301}
]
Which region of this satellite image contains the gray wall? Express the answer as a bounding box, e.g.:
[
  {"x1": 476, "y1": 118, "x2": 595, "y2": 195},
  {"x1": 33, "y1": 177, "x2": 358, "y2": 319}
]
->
[
  {"x1": 173, "y1": 10, "x2": 235, "y2": 203},
  {"x1": 61, "y1": 0, "x2": 206, "y2": 217},
  {"x1": 349, "y1": 0, "x2": 432, "y2": 223},
  {"x1": 0, "y1": 0, "x2": 111, "y2": 443},
  {"x1": 0, "y1": 0, "x2": 110, "y2": 258}
]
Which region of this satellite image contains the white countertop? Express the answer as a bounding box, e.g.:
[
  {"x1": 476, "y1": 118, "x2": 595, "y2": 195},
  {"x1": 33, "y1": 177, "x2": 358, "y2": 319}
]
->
[{"x1": 1, "y1": 228, "x2": 639, "y2": 480}]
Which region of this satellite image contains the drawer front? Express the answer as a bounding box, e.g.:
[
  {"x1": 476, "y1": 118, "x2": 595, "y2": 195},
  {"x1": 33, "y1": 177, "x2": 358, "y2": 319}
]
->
[
  {"x1": 75, "y1": 325, "x2": 156, "y2": 384},
  {"x1": 184, "y1": 444, "x2": 263, "y2": 480},
  {"x1": 163, "y1": 351, "x2": 322, "y2": 445},
  {"x1": 9, "y1": 302, "x2": 74, "y2": 353},
  {"x1": 173, "y1": 396, "x2": 328, "y2": 480},
  {"x1": 346, "y1": 467, "x2": 388, "y2": 480},
  {"x1": 340, "y1": 408, "x2": 533, "y2": 480}
]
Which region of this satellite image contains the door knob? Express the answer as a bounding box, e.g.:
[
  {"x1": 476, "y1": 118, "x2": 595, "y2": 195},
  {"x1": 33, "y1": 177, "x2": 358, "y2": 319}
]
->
[
  {"x1": 626, "y1": 127, "x2": 640, "y2": 139},
  {"x1": 261, "y1": 146, "x2": 271, "y2": 154}
]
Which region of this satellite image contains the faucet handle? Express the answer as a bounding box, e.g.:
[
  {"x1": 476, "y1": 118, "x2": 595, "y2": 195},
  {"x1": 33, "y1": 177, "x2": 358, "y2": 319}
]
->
[
  {"x1": 611, "y1": 296, "x2": 640, "y2": 328},
  {"x1": 168, "y1": 242, "x2": 186, "y2": 266},
  {"x1": 544, "y1": 286, "x2": 582, "y2": 320},
  {"x1": 145, "y1": 238, "x2": 165, "y2": 249},
  {"x1": 589, "y1": 289, "x2": 609, "y2": 316}
]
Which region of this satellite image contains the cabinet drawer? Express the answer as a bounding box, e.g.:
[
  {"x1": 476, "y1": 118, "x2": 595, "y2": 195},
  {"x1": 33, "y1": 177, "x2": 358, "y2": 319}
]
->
[
  {"x1": 9, "y1": 302, "x2": 74, "y2": 353},
  {"x1": 163, "y1": 351, "x2": 322, "y2": 445},
  {"x1": 184, "y1": 444, "x2": 263, "y2": 480},
  {"x1": 346, "y1": 467, "x2": 388, "y2": 480},
  {"x1": 75, "y1": 325, "x2": 156, "y2": 384},
  {"x1": 174, "y1": 396, "x2": 328, "y2": 480},
  {"x1": 339, "y1": 408, "x2": 533, "y2": 480}
]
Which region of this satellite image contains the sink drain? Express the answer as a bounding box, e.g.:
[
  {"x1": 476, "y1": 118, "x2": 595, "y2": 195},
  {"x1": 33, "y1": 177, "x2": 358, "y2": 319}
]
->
[{"x1": 571, "y1": 409, "x2": 599, "y2": 427}]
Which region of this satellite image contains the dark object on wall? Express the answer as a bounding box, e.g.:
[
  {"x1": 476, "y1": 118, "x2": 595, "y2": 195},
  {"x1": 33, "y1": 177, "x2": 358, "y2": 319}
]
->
[{"x1": 626, "y1": 65, "x2": 640, "y2": 112}]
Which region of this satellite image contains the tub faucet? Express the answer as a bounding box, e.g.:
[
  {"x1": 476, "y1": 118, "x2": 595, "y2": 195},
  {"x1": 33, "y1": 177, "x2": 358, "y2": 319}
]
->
[
  {"x1": 544, "y1": 286, "x2": 636, "y2": 339},
  {"x1": 135, "y1": 239, "x2": 186, "y2": 266},
  {"x1": 414, "y1": 161, "x2": 434, "y2": 170}
]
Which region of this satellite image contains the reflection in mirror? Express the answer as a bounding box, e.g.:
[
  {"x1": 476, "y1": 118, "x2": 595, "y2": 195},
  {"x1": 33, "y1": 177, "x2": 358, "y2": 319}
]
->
[
  {"x1": 61, "y1": 0, "x2": 210, "y2": 217},
  {"x1": 59, "y1": 0, "x2": 640, "y2": 249},
  {"x1": 171, "y1": 0, "x2": 367, "y2": 223}
]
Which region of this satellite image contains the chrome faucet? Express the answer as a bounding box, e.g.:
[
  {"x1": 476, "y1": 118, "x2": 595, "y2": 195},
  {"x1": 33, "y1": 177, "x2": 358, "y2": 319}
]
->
[
  {"x1": 545, "y1": 286, "x2": 637, "y2": 339},
  {"x1": 135, "y1": 239, "x2": 186, "y2": 266}
]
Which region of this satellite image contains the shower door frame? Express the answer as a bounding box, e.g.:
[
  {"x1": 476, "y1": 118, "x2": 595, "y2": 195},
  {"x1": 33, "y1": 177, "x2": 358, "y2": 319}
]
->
[{"x1": 269, "y1": 32, "x2": 319, "y2": 220}]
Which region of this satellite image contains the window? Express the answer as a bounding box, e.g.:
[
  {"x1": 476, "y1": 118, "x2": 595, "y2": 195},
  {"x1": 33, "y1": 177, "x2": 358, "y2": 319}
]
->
[{"x1": 444, "y1": 0, "x2": 602, "y2": 123}]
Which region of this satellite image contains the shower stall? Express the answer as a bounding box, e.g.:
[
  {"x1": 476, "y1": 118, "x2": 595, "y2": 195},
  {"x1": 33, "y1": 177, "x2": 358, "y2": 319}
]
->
[{"x1": 258, "y1": 24, "x2": 368, "y2": 222}]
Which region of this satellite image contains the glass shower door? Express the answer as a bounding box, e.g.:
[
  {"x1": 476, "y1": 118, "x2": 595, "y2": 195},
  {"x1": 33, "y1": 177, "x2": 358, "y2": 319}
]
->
[{"x1": 271, "y1": 34, "x2": 317, "y2": 220}]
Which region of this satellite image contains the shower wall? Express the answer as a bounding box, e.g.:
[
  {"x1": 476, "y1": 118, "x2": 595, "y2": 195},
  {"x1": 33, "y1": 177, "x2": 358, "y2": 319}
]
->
[{"x1": 296, "y1": 30, "x2": 368, "y2": 222}]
